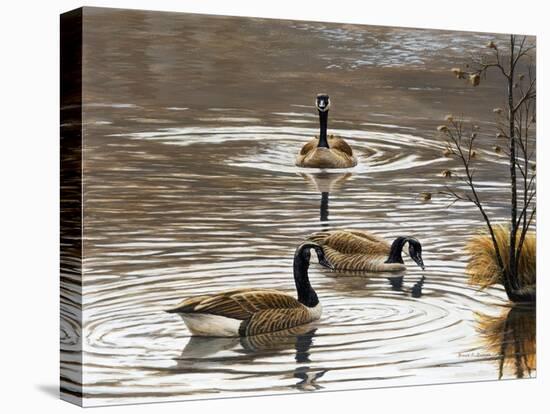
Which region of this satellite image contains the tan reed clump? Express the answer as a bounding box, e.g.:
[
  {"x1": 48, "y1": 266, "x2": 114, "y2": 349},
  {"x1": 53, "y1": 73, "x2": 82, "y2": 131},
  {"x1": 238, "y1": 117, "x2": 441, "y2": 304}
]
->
[{"x1": 465, "y1": 225, "x2": 536, "y2": 288}]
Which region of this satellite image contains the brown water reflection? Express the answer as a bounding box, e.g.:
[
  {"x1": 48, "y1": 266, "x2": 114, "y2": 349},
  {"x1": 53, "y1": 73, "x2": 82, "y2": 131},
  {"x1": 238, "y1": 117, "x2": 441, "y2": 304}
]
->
[
  {"x1": 60, "y1": 7, "x2": 535, "y2": 406},
  {"x1": 477, "y1": 306, "x2": 536, "y2": 379}
]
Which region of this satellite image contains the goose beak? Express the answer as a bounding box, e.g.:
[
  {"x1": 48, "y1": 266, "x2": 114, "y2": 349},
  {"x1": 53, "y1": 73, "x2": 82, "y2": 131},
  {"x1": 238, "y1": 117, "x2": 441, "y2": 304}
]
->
[
  {"x1": 319, "y1": 257, "x2": 335, "y2": 270},
  {"x1": 416, "y1": 257, "x2": 425, "y2": 270}
]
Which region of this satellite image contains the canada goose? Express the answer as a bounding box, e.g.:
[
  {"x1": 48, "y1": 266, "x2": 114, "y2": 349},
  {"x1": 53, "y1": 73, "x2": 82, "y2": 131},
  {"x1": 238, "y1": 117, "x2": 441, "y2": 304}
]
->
[
  {"x1": 308, "y1": 229, "x2": 425, "y2": 272},
  {"x1": 166, "y1": 243, "x2": 332, "y2": 337},
  {"x1": 295, "y1": 94, "x2": 357, "y2": 168},
  {"x1": 465, "y1": 225, "x2": 535, "y2": 302}
]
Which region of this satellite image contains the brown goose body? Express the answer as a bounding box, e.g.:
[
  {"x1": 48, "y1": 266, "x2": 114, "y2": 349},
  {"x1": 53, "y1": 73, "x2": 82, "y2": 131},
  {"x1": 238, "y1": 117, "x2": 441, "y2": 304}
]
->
[
  {"x1": 167, "y1": 288, "x2": 321, "y2": 337},
  {"x1": 296, "y1": 135, "x2": 357, "y2": 168},
  {"x1": 297, "y1": 94, "x2": 358, "y2": 169},
  {"x1": 167, "y1": 243, "x2": 329, "y2": 337},
  {"x1": 309, "y1": 230, "x2": 407, "y2": 272}
]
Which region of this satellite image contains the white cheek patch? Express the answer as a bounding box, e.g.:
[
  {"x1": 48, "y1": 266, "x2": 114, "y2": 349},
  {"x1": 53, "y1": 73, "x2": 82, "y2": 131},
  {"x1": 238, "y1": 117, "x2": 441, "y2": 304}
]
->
[{"x1": 316, "y1": 100, "x2": 330, "y2": 112}]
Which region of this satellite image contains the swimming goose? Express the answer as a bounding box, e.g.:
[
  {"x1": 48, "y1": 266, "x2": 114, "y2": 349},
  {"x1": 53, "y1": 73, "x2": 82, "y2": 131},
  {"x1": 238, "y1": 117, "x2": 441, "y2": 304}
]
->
[
  {"x1": 296, "y1": 94, "x2": 357, "y2": 168},
  {"x1": 166, "y1": 243, "x2": 332, "y2": 337},
  {"x1": 308, "y1": 229, "x2": 424, "y2": 272}
]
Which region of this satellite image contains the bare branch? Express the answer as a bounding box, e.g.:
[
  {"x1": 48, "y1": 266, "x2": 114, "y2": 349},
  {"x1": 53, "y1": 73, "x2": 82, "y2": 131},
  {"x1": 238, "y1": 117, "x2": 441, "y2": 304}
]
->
[
  {"x1": 513, "y1": 77, "x2": 536, "y2": 113},
  {"x1": 516, "y1": 206, "x2": 536, "y2": 267},
  {"x1": 439, "y1": 118, "x2": 506, "y2": 273}
]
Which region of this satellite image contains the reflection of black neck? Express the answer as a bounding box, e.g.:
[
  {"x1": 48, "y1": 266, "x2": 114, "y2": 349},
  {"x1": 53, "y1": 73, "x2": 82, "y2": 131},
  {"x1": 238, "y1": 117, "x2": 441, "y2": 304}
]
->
[
  {"x1": 293, "y1": 246, "x2": 319, "y2": 307},
  {"x1": 385, "y1": 237, "x2": 408, "y2": 264},
  {"x1": 318, "y1": 110, "x2": 329, "y2": 148},
  {"x1": 320, "y1": 192, "x2": 329, "y2": 222},
  {"x1": 387, "y1": 276, "x2": 404, "y2": 291},
  {"x1": 295, "y1": 329, "x2": 317, "y2": 363},
  {"x1": 411, "y1": 276, "x2": 425, "y2": 298}
]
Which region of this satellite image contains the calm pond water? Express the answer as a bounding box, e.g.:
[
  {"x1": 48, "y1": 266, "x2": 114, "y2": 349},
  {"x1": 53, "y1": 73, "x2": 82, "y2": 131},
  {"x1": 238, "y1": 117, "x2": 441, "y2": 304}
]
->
[{"x1": 60, "y1": 8, "x2": 535, "y2": 406}]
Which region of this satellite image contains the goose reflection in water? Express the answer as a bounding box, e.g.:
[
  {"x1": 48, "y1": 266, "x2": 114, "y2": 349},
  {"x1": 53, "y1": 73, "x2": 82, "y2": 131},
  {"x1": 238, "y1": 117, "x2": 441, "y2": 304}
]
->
[
  {"x1": 387, "y1": 275, "x2": 426, "y2": 298},
  {"x1": 320, "y1": 192, "x2": 329, "y2": 223},
  {"x1": 477, "y1": 305, "x2": 536, "y2": 379},
  {"x1": 175, "y1": 325, "x2": 327, "y2": 390},
  {"x1": 387, "y1": 275, "x2": 404, "y2": 291},
  {"x1": 299, "y1": 172, "x2": 352, "y2": 225},
  {"x1": 318, "y1": 268, "x2": 426, "y2": 299}
]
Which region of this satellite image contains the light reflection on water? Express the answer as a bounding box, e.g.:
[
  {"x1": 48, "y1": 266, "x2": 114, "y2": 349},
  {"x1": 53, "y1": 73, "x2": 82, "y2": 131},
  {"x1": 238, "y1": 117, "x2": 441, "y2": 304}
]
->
[{"x1": 61, "y1": 8, "x2": 535, "y2": 406}]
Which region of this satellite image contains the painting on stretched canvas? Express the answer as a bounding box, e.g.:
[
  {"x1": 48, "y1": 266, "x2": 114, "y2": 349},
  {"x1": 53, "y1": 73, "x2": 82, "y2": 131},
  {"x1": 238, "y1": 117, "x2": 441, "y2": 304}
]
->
[{"x1": 60, "y1": 6, "x2": 536, "y2": 407}]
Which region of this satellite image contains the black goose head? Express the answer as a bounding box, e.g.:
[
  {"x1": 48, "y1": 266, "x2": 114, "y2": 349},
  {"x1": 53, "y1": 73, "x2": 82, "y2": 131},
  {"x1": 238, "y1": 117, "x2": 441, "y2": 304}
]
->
[
  {"x1": 294, "y1": 242, "x2": 333, "y2": 308},
  {"x1": 407, "y1": 237, "x2": 425, "y2": 270},
  {"x1": 315, "y1": 94, "x2": 330, "y2": 113},
  {"x1": 296, "y1": 242, "x2": 334, "y2": 270},
  {"x1": 315, "y1": 94, "x2": 331, "y2": 148},
  {"x1": 386, "y1": 236, "x2": 425, "y2": 270}
]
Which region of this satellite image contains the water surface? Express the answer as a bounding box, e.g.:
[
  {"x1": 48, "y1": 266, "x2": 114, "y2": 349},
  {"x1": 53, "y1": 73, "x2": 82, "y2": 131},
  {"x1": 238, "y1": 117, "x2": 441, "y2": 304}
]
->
[{"x1": 60, "y1": 8, "x2": 535, "y2": 406}]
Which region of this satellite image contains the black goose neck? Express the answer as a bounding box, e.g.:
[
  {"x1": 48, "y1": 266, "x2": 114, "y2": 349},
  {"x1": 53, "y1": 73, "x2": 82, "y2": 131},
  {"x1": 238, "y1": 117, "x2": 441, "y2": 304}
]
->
[
  {"x1": 385, "y1": 236, "x2": 408, "y2": 264},
  {"x1": 293, "y1": 246, "x2": 319, "y2": 307},
  {"x1": 318, "y1": 110, "x2": 329, "y2": 148},
  {"x1": 320, "y1": 192, "x2": 329, "y2": 222}
]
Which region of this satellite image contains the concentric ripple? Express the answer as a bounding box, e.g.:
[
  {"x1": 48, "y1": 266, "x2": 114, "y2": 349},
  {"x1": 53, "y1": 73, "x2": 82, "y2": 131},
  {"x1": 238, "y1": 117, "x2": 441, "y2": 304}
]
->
[
  {"x1": 115, "y1": 123, "x2": 449, "y2": 175},
  {"x1": 59, "y1": 102, "x2": 535, "y2": 406}
]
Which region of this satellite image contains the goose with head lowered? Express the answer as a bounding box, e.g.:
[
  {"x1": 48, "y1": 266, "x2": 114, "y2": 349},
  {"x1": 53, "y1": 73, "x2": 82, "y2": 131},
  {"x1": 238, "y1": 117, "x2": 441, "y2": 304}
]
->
[
  {"x1": 308, "y1": 229, "x2": 425, "y2": 272},
  {"x1": 296, "y1": 94, "x2": 357, "y2": 169},
  {"x1": 166, "y1": 243, "x2": 332, "y2": 337}
]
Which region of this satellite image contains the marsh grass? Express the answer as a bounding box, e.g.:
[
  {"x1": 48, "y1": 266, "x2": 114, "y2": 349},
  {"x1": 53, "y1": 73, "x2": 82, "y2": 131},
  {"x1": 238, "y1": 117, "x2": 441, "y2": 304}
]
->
[{"x1": 465, "y1": 225, "x2": 535, "y2": 288}]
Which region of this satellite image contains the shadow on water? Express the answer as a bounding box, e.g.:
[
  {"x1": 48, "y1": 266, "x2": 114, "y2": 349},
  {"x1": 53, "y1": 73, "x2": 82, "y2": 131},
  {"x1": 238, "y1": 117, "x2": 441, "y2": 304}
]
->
[
  {"x1": 177, "y1": 324, "x2": 319, "y2": 360},
  {"x1": 387, "y1": 275, "x2": 426, "y2": 298},
  {"x1": 477, "y1": 305, "x2": 536, "y2": 379},
  {"x1": 299, "y1": 171, "x2": 353, "y2": 194},
  {"x1": 411, "y1": 276, "x2": 426, "y2": 298},
  {"x1": 319, "y1": 267, "x2": 427, "y2": 299},
  {"x1": 175, "y1": 326, "x2": 326, "y2": 390},
  {"x1": 300, "y1": 171, "x2": 353, "y2": 226},
  {"x1": 320, "y1": 192, "x2": 329, "y2": 223},
  {"x1": 387, "y1": 276, "x2": 404, "y2": 291}
]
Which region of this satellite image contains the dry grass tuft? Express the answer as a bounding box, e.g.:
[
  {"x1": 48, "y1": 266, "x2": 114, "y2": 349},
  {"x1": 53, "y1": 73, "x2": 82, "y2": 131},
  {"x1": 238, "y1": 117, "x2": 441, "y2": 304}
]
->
[{"x1": 465, "y1": 225, "x2": 536, "y2": 288}]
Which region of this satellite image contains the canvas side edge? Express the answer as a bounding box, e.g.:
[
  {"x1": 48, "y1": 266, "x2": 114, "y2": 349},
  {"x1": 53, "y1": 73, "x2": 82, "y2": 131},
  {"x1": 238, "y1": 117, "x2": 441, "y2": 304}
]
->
[{"x1": 60, "y1": 7, "x2": 84, "y2": 407}]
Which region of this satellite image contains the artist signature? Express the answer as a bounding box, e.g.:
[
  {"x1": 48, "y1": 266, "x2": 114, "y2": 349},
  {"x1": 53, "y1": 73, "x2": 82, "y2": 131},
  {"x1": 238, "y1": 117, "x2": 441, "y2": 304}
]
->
[{"x1": 458, "y1": 352, "x2": 499, "y2": 359}]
